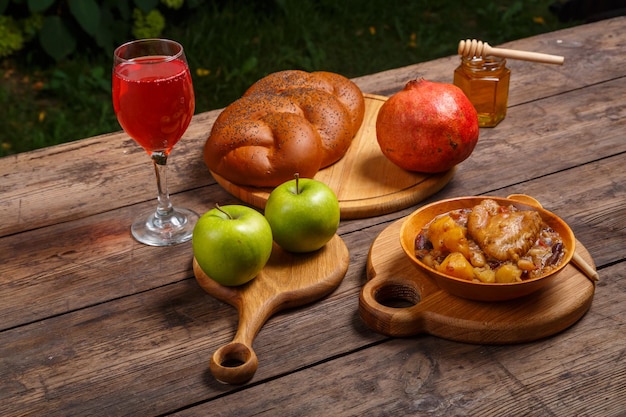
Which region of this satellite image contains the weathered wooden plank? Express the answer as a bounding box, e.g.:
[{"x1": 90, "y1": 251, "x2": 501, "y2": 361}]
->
[
  {"x1": 0, "y1": 111, "x2": 217, "y2": 237},
  {"x1": 1, "y1": 150, "x2": 623, "y2": 331},
  {"x1": 2, "y1": 255, "x2": 620, "y2": 417},
  {"x1": 1, "y1": 150, "x2": 624, "y2": 415},
  {"x1": 0, "y1": 260, "x2": 382, "y2": 416},
  {"x1": 170, "y1": 265, "x2": 625, "y2": 417},
  {"x1": 0, "y1": 182, "x2": 237, "y2": 331}
]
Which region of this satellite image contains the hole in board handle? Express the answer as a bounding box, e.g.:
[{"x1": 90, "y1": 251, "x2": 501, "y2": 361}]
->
[
  {"x1": 374, "y1": 282, "x2": 421, "y2": 309},
  {"x1": 210, "y1": 342, "x2": 259, "y2": 385}
]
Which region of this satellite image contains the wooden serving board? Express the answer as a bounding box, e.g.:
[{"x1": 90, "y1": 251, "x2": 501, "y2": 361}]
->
[
  {"x1": 359, "y1": 218, "x2": 597, "y2": 344},
  {"x1": 211, "y1": 94, "x2": 455, "y2": 219},
  {"x1": 193, "y1": 234, "x2": 349, "y2": 384}
]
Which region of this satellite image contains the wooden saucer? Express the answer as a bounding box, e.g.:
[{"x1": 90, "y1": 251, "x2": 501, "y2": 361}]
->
[{"x1": 211, "y1": 94, "x2": 455, "y2": 219}]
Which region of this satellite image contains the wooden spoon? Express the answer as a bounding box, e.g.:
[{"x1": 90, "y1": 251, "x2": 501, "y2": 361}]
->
[
  {"x1": 193, "y1": 234, "x2": 350, "y2": 384},
  {"x1": 458, "y1": 39, "x2": 564, "y2": 65}
]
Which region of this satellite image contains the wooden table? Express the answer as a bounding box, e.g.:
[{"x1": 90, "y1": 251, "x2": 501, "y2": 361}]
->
[{"x1": 2, "y1": 17, "x2": 625, "y2": 416}]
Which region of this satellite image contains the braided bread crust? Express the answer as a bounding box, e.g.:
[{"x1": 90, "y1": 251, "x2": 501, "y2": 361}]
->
[{"x1": 204, "y1": 70, "x2": 365, "y2": 187}]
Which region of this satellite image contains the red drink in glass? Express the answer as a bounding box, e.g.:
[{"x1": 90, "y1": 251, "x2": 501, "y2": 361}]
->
[
  {"x1": 112, "y1": 39, "x2": 198, "y2": 246},
  {"x1": 113, "y1": 57, "x2": 194, "y2": 153}
]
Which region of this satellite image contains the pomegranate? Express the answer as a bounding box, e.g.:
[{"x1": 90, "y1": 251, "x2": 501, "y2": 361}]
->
[{"x1": 376, "y1": 78, "x2": 479, "y2": 173}]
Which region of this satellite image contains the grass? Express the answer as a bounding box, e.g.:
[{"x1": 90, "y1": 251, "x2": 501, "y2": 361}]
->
[{"x1": 0, "y1": 0, "x2": 577, "y2": 157}]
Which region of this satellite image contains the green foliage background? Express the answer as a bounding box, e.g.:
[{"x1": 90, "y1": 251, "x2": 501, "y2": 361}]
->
[{"x1": 0, "y1": 0, "x2": 577, "y2": 156}]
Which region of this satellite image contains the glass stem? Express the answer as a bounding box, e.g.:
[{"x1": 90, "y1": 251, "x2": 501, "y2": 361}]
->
[{"x1": 151, "y1": 151, "x2": 173, "y2": 218}]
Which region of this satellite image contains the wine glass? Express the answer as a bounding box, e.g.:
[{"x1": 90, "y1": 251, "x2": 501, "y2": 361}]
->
[{"x1": 112, "y1": 38, "x2": 199, "y2": 246}]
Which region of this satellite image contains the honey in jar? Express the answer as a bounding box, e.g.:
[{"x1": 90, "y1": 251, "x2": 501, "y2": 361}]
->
[{"x1": 453, "y1": 55, "x2": 510, "y2": 127}]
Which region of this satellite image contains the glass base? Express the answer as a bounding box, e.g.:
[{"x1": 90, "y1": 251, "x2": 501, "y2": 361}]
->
[{"x1": 131, "y1": 207, "x2": 199, "y2": 246}]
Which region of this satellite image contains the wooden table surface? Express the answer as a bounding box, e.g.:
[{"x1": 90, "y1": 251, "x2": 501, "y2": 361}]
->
[{"x1": 2, "y1": 17, "x2": 625, "y2": 417}]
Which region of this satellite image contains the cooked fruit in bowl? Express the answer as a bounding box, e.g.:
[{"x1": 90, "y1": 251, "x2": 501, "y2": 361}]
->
[{"x1": 400, "y1": 195, "x2": 575, "y2": 301}]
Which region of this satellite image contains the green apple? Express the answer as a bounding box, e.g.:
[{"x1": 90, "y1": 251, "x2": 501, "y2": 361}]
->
[
  {"x1": 192, "y1": 205, "x2": 273, "y2": 286},
  {"x1": 264, "y1": 175, "x2": 340, "y2": 253}
]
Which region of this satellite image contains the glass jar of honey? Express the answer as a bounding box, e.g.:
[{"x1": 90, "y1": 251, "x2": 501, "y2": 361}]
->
[{"x1": 453, "y1": 55, "x2": 510, "y2": 127}]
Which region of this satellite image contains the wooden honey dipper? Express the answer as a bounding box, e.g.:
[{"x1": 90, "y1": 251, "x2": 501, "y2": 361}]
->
[{"x1": 458, "y1": 39, "x2": 564, "y2": 65}]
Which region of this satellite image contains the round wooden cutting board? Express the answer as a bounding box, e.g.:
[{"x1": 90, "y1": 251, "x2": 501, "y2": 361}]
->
[
  {"x1": 210, "y1": 94, "x2": 455, "y2": 219},
  {"x1": 359, "y1": 218, "x2": 597, "y2": 344}
]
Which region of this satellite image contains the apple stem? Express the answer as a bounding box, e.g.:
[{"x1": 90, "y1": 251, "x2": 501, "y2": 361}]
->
[
  {"x1": 294, "y1": 172, "x2": 301, "y2": 195},
  {"x1": 215, "y1": 203, "x2": 233, "y2": 220}
]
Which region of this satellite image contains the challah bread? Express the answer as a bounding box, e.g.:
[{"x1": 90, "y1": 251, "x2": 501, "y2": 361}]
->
[{"x1": 204, "y1": 70, "x2": 365, "y2": 187}]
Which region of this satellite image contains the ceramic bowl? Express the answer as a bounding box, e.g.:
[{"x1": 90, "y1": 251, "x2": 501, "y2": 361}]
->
[{"x1": 399, "y1": 194, "x2": 575, "y2": 302}]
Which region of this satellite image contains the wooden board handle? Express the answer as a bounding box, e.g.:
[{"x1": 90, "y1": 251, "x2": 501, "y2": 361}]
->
[
  {"x1": 458, "y1": 39, "x2": 564, "y2": 65},
  {"x1": 210, "y1": 342, "x2": 259, "y2": 385},
  {"x1": 359, "y1": 273, "x2": 444, "y2": 337}
]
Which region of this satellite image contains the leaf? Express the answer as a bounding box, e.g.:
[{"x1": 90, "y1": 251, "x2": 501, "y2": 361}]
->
[
  {"x1": 39, "y1": 16, "x2": 77, "y2": 61},
  {"x1": 68, "y1": 0, "x2": 101, "y2": 36},
  {"x1": 133, "y1": 0, "x2": 160, "y2": 13},
  {"x1": 27, "y1": 0, "x2": 55, "y2": 12}
]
